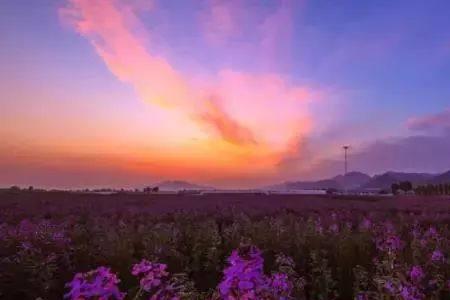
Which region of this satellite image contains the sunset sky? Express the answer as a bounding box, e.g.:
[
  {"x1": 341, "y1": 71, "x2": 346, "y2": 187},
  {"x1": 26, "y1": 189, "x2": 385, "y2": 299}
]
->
[{"x1": 1, "y1": 0, "x2": 450, "y2": 189}]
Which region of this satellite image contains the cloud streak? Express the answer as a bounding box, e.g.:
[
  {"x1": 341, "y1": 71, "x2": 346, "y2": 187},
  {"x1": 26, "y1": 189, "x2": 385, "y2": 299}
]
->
[
  {"x1": 60, "y1": 0, "x2": 315, "y2": 159},
  {"x1": 199, "y1": 0, "x2": 239, "y2": 46},
  {"x1": 198, "y1": 98, "x2": 257, "y2": 145},
  {"x1": 407, "y1": 108, "x2": 450, "y2": 132},
  {"x1": 60, "y1": 0, "x2": 261, "y2": 147}
]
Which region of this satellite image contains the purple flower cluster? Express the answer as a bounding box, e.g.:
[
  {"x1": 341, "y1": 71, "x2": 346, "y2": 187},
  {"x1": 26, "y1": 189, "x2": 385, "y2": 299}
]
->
[
  {"x1": 399, "y1": 284, "x2": 424, "y2": 300},
  {"x1": 314, "y1": 218, "x2": 324, "y2": 235},
  {"x1": 268, "y1": 273, "x2": 292, "y2": 298},
  {"x1": 218, "y1": 246, "x2": 293, "y2": 299},
  {"x1": 7, "y1": 219, "x2": 70, "y2": 248},
  {"x1": 356, "y1": 293, "x2": 369, "y2": 300},
  {"x1": 430, "y1": 249, "x2": 444, "y2": 263},
  {"x1": 384, "y1": 280, "x2": 425, "y2": 300},
  {"x1": 376, "y1": 234, "x2": 404, "y2": 253},
  {"x1": 132, "y1": 260, "x2": 169, "y2": 292},
  {"x1": 328, "y1": 223, "x2": 339, "y2": 234},
  {"x1": 409, "y1": 265, "x2": 424, "y2": 283},
  {"x1": 359, "y1": 217, "x2": 372, "y2": 231},
  {"x1": 48, "y1": 210, "x2": 448, "y2": 300},
  {"x1": 218, "y1": 247, "x2": 267, "y2": 298},
  {"x1": 384, "y1": 280, "x2": 397, "y2": 294},
  {"x1": 65, "y1": 266, "x2": 125, "y2": 300}
]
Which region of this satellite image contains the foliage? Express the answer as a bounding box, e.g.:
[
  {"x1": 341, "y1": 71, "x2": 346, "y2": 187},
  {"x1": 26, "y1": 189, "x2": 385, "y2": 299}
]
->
[
  {"x1": 0, "y1": 196, "x2": 449, "y2": 299},
  {"x1": 415, "y1": 184, "x2": 450, "y2": 195}
]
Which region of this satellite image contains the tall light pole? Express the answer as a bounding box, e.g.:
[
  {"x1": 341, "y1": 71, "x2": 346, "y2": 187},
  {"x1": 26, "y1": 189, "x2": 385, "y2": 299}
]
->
[{"x1": 343, "y1": 145, "x2": 350, "y2": 176}]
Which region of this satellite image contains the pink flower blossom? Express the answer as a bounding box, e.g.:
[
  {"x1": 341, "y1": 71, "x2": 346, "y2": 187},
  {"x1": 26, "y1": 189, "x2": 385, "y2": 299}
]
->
[
  {"x1": 65, "y1": 266, "x2": 125, "y2": 300},
  {"x1": 132, "y1": 260, "x2": 169, "y2": 292}
]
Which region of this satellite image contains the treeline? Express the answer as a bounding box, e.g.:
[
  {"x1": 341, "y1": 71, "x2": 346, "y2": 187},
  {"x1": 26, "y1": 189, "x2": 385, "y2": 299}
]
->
[
  {"x1": 415, "y1": 183, "x2": 450, "y2": 195},
  {"x1": 391, "y1": 181, "x2": 413, "y2": 194},
  {"x1": 391, "y1": 181, "x2": 450, "y2": 195}
]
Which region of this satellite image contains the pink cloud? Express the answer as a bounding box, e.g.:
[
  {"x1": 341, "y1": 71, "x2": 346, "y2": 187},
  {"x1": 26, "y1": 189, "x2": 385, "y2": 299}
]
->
[
  {"x1": 199, "y1": 0, "x2": 300, "y2": 70},
  {"x1": 199, "y1": 0, "x2": 239, "y2": 45},
  {"x1": 198, "y1": 98, "x2": 257, "y2": 145},
  {"x1": 407, "y1": 108, "x2": 450, "y2": 131},
  {"x1": 259, "y1": 0, "x2": 296, "y2": 69},
  {"x1": 60, "y1": 0, "x2": 256, "y2": 146},
  {"x1": 60, "y1": 0, "x2": 188, "y2": 108},
  {"x1": 213, "y1": 70, "x2": 311, "y2": 148},
  {"x1": 60, "y1": 0, "x2": 318, "y2": 170}
]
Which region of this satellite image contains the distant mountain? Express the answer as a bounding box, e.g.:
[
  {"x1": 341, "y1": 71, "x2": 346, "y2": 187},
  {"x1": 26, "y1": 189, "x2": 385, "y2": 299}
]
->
[
  {"x1": 158, "y1": 170, "x2": 450, "y2": 192},
  {"x1": 266, "y1": 170, "x2": 450, "y2": 191},
  {"x1": 156, "y1": 180, "x2": 214, "y2": 191},
  {"x1": 267, "y1": 171, "x2": 371, "y2": 191},
  {"x1": 362, "y1": 171, "x2": 434, "y2": 190},
  {"x1": 282, "y1": 179, "x2": 340, "y2": 190},
  {"x1": 428, "y1": 170, "x2": 450, "y2": 184},
  {"x1": 333, "y1": 171, "x2": 372, "y2": 189}
]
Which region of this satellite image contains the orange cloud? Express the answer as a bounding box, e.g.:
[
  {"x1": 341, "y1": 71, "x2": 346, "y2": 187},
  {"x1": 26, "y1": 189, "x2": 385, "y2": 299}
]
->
[{"x1": 198, "y1": 98, "x2": 256, "y2": 145}]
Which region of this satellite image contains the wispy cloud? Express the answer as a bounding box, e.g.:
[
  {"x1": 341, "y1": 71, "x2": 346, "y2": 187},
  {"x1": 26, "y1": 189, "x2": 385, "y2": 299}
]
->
[
  {"x1": 199, "y1": 0, "x2": 299, "y2": 71},
  {"x1": 259, "y1": 0, "x2": 296, "y2": 70},
  {"x1": 407, "y1": 108, "x2": 450, "y2": 132},
  {"x1": 199, "y1": 0, "x2": 239, "y2": 46},
  {"x1": 60, "y1": 0, "x2": 188, "y2": 108},
  {"x1": 60, "y1": 0, "x2": 316, "y2": 157},
  {"x1": 198, "y1": 98, "x2": 256, "y2": 145},
  {"x1": 60, "y1": 0, "x2": 259, "y2": 146}
]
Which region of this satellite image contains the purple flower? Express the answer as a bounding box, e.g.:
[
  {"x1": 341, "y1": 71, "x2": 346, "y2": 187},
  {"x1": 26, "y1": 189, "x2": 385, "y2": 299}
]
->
[
  {"x1": 399, "y1": 284, "x2": 424, "y2": 300},
  {"x1": 218, "y1": 247, "x2": 293, "y2": 299},
  {"x1": 377, "y1": 234, "x2": 404, "y2": 253},
  {"x1": 411, "y1": 227, "x2": 420, "y2": 239},
  {"x1": 132, "y1": 260, "x2": 169, "y2": 292},
  {"x1": 20, "y1": 241, "x2": 33, "y2": 250},
  {"x1": 425, "y1": 227, "x2": 438, "y2": 238},
  {"x1": 419, "y1": 238, "x2": 428, "y2": 248},
  {"x1": 52, "y1": 231, "x2": 71, "y2": 246},
  {"x1": 18, "y1": 219, "x2": 36, "y2": 237},
  {"x1": 269, "y1": 273, "x2": 292, "y2": 296},
  {"x1": 383, "y1": 221, "x2": 396, "y2": 234},
  {"x1": 360, "y1": 218, "x2": 372, "y2": 230},
  {"x1": 409, "y1": 265, "x2": 424, "y2": 282},
  {"x1": 431, "y1": 249, "x2": 444, "y2": 263},
  {"x1": 315, "y1": 219, "x2": 324, "y2": 235},
  {"x1": 331, "y1": 212, "x2": 338, "y2": 220},
  {"x1": 345, "y1": 221, "x2": 352, "y2": 230},
  {"x1": 386, "y1": 236, "x2": 403, "y2": 251},
  {"x1": 356, "y1": 293, "x2": 369, "y2": 300},
  {"x1": 65, "y1": 266, "x2": 125, "y2": 300},
  {"x1": 329, "y1": 223, "x2": 339, "y2": 234},
  {"x1": 218, "y1": 246, "x2": 267, "y2": 297},
  {"x1": 384, "y1": 280, "x2": 397, "y2": 294}
]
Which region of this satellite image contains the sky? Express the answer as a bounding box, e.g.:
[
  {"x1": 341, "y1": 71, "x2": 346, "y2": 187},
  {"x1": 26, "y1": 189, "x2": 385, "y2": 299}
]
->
[{"x1": 1, "y1": 0, "x2": 450, "y2": 189}]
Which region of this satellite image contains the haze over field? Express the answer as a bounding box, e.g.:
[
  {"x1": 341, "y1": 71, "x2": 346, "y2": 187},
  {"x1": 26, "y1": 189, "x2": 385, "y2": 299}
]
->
[{"x1": 1, "y1": 0, "x2": 450, "y2": 188}]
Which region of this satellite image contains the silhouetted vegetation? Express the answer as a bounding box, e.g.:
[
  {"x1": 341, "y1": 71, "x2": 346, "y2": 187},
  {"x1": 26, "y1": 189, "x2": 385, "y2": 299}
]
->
[
  {"x1": 391, "y1": 181, "x2": 413, "y2": 194},
  {"x1": 415, "y1": 183, "x2": 450, "y2": 195}
]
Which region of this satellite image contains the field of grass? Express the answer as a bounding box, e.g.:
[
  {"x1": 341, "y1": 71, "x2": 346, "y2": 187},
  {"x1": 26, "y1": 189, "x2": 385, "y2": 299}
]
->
[{"x1": 0, "y1": 190, "x2": 449, "y2": 299}]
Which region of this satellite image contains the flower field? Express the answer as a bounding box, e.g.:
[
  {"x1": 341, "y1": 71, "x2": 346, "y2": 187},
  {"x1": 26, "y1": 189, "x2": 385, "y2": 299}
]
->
[{"x1": 0, "y1": 191, "x2": 449, "y2": 299}]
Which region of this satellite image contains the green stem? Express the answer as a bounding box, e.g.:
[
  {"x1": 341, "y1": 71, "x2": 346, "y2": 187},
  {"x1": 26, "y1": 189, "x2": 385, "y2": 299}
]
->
[{"x1": 132, "y1": 287, "x2": 143, "y2": 300}]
